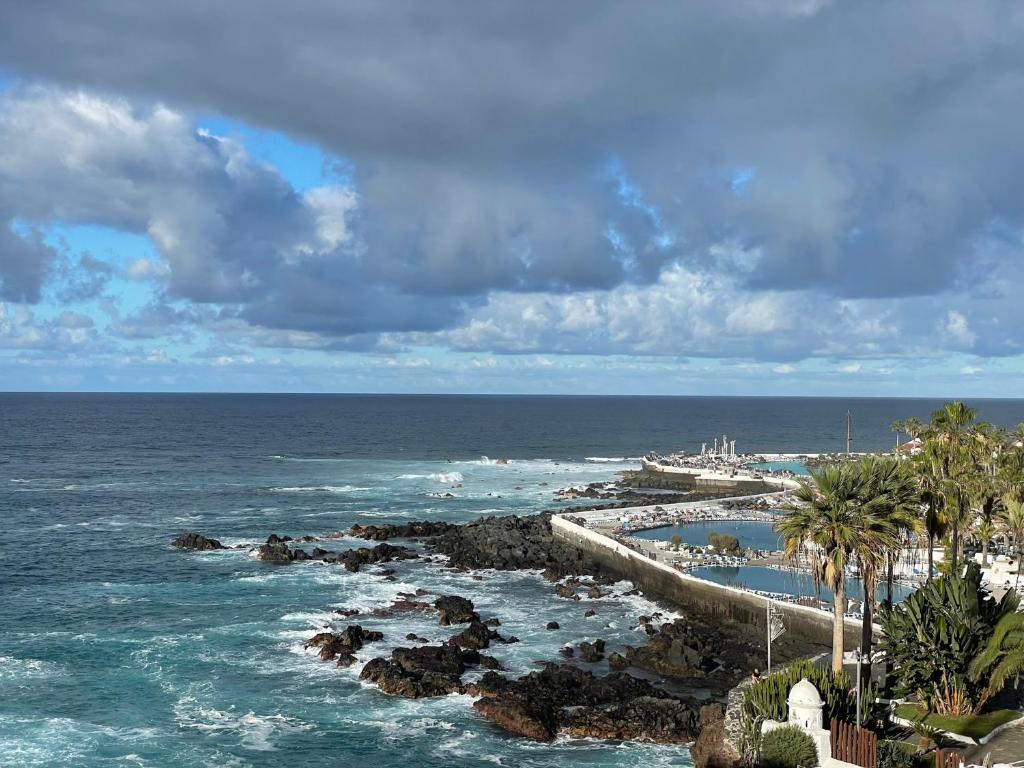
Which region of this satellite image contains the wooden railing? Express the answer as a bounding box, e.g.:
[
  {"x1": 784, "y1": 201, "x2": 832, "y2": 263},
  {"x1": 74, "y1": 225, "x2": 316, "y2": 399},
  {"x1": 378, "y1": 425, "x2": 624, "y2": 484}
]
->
[
  {"x1": 934, "y1": 750, "x2": 961, "y2": 768},
  {"x1": 830, "y1": 718, "x2": 877, "y2": 768}
]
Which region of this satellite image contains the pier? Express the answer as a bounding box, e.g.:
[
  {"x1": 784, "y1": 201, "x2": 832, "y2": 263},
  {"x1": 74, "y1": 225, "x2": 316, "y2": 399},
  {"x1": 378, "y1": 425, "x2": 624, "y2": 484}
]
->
[{"x1": 551, "y1": 504, "x2": 865, "y2": 650}]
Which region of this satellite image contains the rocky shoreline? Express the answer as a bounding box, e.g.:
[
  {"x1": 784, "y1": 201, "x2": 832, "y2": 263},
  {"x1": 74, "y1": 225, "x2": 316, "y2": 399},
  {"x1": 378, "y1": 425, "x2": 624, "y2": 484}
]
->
[{"x1": 173, "y1": 506, "x2": 819, "y2": 759}]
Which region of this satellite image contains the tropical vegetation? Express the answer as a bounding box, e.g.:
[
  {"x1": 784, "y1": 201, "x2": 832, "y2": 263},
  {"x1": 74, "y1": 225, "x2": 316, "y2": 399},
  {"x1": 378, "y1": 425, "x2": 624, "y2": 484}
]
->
[
  {"x1": 739, "y1": 660, "x2": 866, "y2": 759},
  {"x1": 879, "y1": 564, "x2": 1018, "y2": 716}
]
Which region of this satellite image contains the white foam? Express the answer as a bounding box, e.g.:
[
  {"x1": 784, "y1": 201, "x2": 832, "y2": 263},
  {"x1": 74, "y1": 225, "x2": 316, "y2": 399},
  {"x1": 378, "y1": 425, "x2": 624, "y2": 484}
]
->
[
  {"x1": 269, "y1": 485, "x2": 369, "y2": 493},
  {"x1": 584, "y1": 456, "x2": 640, "y2": 463},
  {"x1": 173, "y1": 696, "x2": 311, "y2": 751},
  {"x1": 396, "y1": 472, "x2": 464, "y2": 483}
]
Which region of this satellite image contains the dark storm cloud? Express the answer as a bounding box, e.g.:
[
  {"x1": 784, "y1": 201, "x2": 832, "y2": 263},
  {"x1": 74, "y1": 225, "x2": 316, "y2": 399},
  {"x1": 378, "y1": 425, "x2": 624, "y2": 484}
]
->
[
  {"x1": 4, "y1": 1, "x2": 1022, "y2": 302},
  {"x1": 1, "y1": 1, "x2": 1024, "y2": 357}
]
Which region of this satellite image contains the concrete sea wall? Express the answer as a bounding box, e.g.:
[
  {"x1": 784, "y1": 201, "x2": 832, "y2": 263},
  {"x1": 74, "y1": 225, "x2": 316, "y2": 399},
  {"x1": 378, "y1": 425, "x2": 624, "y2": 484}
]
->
[{"x1": 551, "y1": 514, "x2": 862, "y2": 649}]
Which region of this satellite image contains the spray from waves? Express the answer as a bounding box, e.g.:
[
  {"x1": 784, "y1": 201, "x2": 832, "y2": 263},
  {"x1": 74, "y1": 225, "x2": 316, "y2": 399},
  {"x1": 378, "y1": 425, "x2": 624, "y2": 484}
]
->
[
  {"x1": 584, "y1": 457, "x2": 641, "y2": 463},
  {"x1": 172, "y1": 696, "x2": 311, "y2": 751},
  {"x1": 268, "y1": 485, "x2": 370, "y2": 493},
  {"x1": 396, "y1": 472, "x2": 463, "y2": 484}
]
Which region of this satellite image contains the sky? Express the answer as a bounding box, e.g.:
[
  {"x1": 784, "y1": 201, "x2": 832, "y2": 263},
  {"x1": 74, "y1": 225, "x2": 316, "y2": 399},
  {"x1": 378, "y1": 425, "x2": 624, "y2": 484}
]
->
[{"x1": 0, "y1": 1, "x2": 1023, "y2": 395}]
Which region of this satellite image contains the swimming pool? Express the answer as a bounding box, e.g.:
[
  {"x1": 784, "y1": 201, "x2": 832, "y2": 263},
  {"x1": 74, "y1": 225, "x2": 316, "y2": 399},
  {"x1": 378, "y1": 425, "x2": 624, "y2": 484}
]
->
[
  {"x1": 635, "y1": 519, "x2": 783, "y2": 552},
  {"x1": 745, "y1": 460, "x2": 810, "y2": 476},
  {"x1": 688, "y1": 565, "x2": 913, "y2": 604}
]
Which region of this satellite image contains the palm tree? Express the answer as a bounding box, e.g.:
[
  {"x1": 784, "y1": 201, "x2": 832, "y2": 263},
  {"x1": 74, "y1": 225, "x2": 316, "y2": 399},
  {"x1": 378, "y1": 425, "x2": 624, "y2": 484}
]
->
[
  {"x1": 969, "y1": 612, "x2": 1024, "y2": 705},
  {"x1": 904, "y1": 417, "x2": 924, "y2": 441},
  {"x1": 974, "y1": 519, "x2": 997, "y2": 567},
  {"x1": 915, "y1": 450, "x2": 948, "y2": 582},
  {"x1": 923, "y1": 401, "x2": 978, "y2": 572},
  {"x1": 891, "y1": 419, "x2": 906, "y2": 452},
  {"x1": 855, "y1": 456, "x2": 920, "y2": 676},
  {"x1": 998, "y1": 497, "x2": 1024, "y2": 588},
  {"x1": 778, "y1": 464, "x2": 870, "y2": 672}
]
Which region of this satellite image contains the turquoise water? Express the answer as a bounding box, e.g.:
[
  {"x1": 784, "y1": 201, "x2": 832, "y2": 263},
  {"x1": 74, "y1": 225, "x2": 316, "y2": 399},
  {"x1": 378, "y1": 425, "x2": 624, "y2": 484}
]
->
[
  {"x1": 688, "y1": 566, "x2": 913, "y2": 604},
  {"x1": 745, "y1": 461, "x2": 810, "y2": 476},
  {"x1": 633, "y1": 520, "x2": 783, "y2": 552}
]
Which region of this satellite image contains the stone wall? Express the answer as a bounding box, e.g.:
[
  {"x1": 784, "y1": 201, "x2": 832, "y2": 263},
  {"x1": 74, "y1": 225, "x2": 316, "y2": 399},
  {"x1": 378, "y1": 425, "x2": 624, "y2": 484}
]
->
[{"x1": 551, "y1": 515, "x2": 862, "y2": 649}]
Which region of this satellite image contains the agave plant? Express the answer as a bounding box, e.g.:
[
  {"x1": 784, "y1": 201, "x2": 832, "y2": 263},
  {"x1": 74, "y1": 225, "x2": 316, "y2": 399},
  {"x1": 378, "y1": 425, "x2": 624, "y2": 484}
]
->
[{"x1": 879, "y1": 563, "x2": 1018, "y2": 714}]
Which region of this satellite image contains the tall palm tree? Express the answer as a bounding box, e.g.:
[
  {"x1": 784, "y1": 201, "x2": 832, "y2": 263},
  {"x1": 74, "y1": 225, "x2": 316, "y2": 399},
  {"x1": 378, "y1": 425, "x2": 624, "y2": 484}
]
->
[
  {"x1": 778, "y1": 464, "x2": 872, "y2": 672},
  {"x1": 904, "y1": 417, "x2": 925, "y2": 441},
  {"x1": 890, "y1": 419, "x2": 906, "y2": 452},
  {"x1": 975, "y1": 519, "x2": 997, "y2": 568},
  {"x1": 855, "y1": 456, "x2": 920, "y2": 676},
  {"x1": 923, "y1": 401, "x2": 978, "y2": 572},
  {"x1": 915, "y1": 449, "x2": 948, "y2": 581},
  {"x1": 998, "y1": 497, "x2": 1024, "y2": 589}
]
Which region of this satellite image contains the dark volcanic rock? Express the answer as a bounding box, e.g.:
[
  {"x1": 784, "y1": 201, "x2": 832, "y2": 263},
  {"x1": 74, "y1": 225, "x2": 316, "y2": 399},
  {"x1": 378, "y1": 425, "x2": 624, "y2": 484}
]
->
[
  {"x1": 434, "y1": 595, "x2": 478, "y2": 625},
  {"x1": 424, "y1": 513, "x2": 619, "y2": 581},
  {"x1": 619, "y1": 617, "x2": 759, "y2": 679},
  {"x1": 254, "y1": 534, "x2": 302, "y2": 562},
  {"x1": 470, "y1": 664, "x2": 698, "y2": 743},
  {"x1": 554, "y1": 582, "x2": 579, "y2": 599},
  {"x1": 359, "y1": 643, "x2": 486, "y2": 698},
  {"x1": 349, "y1": 521, "x2": 458, "y2": 541},
  {"x1": 304, "y1": 625, "x2": 384, "y2": 667},
  {"x1": 337, "y1": 543, "x2": 418, "y2": 573},
  {"x1": 172, "y1": 532, "x2": 224, "y2": 551},
  {"x1": 450, "y1": 620, "x2": 498, "y2": 650},
  {"x1": 371, "y1": 597, "x2": 433, "y2": 618},
  {"x1": 546, "y1": 621, "x2": 560, "y2": 631},
  {"x1": 578, "y1": 639, "x2": 605, "y2": 663}
]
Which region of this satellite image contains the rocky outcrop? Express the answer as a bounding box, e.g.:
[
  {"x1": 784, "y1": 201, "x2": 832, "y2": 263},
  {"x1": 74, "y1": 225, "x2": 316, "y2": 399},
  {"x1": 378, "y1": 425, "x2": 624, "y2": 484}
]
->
[
  {"x1": 434, "y1": 595, "x2": 478, "y2": 625},
  {"x1": 336, "y1": 543, "x2": 418, "y2": 572},
  {"x1": 359, "y1": 643, "x2": 487, "y2": 698},
  {"x1": 172, "y1": 532, "x2": 224, "y2": 551},
  {"x1": 425, "y1": 514, "x2": 620, "y2": 581},
  {"x1": 304, "y1": 625, "x2": 384, "y2": 667},
  {"x1": 691, "y1": 703, "x2": 742, "y2": 768},
  {"x1": 254, "y1": 534, "x2": 307, "y2": 562},
  {"x1": 348, "y1": 521, "x2": 457, "y2": 541},
  {"x1": 578, "y1": 639, "x2": 605, "y2": 663},
  {"x1": 470, "y1": 664, "x2": 698, "y2": 743},
  {"x1": 614, "y1": 615, "x2": 790, "y2": 689}
]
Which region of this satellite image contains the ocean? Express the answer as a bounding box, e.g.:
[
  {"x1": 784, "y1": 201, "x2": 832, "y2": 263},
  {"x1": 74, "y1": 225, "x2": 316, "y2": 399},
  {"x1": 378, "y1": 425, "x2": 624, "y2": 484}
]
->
[{"x1": 4, "y1": 394, "x2": 1024, "y2": 767}]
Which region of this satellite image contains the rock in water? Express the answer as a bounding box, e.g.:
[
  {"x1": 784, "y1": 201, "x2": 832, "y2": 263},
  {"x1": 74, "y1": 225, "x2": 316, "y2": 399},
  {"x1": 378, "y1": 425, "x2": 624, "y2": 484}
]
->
[
  {"x1": 337, "y1": 543, "x2": 418, "y2": 573},
  {"x1": 304, "y1": 625, "x2": 384, "y2": 667},
  {"x1": 348, "y1": 521, "x2": 457, "y2": 540},
  {"x1": 578, "y1": 639, "x2": 605, "y2": 662},
  {"x1": 434, "y1": 595, "x2": 478, "y2": 625},
  {"x1": 254, "y1": 534, "x2": 303, "y2": 563},
  {"x1": 172, "y1": 532, "x2": 224, "y2": 551},
  {"x1": 360, "y1": 643, "x2": 485, "y2": 698},
  {"x1": 470, "y1": 664, "x2": 698, "y2": 743}
]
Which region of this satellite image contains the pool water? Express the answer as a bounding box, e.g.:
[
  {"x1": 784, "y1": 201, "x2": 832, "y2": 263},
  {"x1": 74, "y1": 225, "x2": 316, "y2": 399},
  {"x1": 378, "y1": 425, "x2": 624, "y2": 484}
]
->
[
  {"x1": 635, "y1": 520, "x2": 783, "y2": 552},
  {"x1": 745, "y1": 460, "x2": 810, "y2": 476},
  {"x1": 688, "y1": 565, "x2": 913, "y2": 604}
]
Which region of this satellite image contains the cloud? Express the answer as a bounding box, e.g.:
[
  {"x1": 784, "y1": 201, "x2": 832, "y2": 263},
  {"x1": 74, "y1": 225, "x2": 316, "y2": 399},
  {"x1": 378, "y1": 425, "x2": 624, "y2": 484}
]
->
[
  {"x1": 0, "y1": 222, "x2": 57, "y2": 302},
  {"x1": 0, "y1": 3, "x2": 1023, "y2": 373}
]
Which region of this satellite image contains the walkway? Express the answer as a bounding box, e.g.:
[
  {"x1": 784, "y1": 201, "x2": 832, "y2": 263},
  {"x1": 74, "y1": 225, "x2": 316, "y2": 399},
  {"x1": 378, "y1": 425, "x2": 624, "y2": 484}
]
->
[{"x1": 964, "y1": 717, "x2": 1024, "y2": 765}]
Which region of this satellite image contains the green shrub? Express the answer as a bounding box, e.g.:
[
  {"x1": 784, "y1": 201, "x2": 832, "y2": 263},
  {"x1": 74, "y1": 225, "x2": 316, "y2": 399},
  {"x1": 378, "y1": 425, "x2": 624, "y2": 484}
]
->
[
  {"x1": 877, "y1": 740, "x2": 918, "y2": 768},
  {"x1": 708, "y1": 532, "x2": 741, "y2": 552},
  {"x1": 758, "y1": 725, "x2": 817, "y2": 768}
]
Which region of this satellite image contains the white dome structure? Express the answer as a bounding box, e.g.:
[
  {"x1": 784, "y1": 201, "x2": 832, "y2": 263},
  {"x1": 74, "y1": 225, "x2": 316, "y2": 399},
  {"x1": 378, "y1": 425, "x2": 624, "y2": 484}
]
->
[{"x1": 787, "y1": 678, "x2": 824, "y2": 730}]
